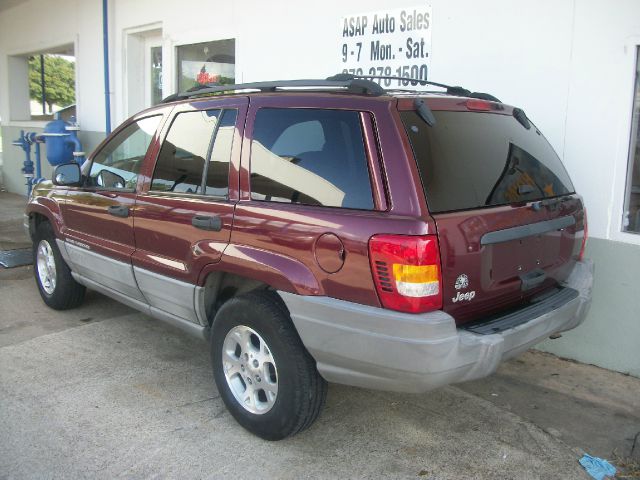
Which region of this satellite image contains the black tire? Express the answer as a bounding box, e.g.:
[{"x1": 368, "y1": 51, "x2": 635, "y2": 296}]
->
[
  {"x1": 210, "y1": 290, "x2": 327, "y2": 440},
  {"x1": 33, "y1": 221, "x2": 85, "y2": 310}
]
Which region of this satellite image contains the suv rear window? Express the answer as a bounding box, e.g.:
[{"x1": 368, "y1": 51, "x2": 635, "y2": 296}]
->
[
  {"x1": 401, "y1": 110, "x2": 575, "y2": 213},
  {"x1": 250, "y1": 108, "x2": 374, "y2": 210}
]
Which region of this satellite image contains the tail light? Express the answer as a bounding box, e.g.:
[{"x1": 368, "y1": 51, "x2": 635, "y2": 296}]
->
[
  {"x1": 578, "y1": 208, "x2": 588, "y2": 261},
  {"x1": 465, "y1": 99, "x2": 494, "y2": 111},
  {"x1": 368, "y1": 234, "x2": 443, "y2": 314}
]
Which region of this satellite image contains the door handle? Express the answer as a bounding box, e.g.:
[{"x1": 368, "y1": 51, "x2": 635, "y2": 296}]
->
[
  {"x1": 107, "y1": 205, "x2": 129, "y2": 218},
  {"x1": 192, "y1": 215, "x2": 222, "y2": 231}
]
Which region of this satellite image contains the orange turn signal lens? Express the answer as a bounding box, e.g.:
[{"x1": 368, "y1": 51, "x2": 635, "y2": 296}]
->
[{"x1": 392, "y1": 264, "x2": 439, "y2": 283}]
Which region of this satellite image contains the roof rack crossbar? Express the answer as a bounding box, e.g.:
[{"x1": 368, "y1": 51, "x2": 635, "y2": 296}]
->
[
  {"x1": 161, "y1": 78, "x2": 385, "y2": 103},
  {"x1": 333, "y1": 73, "x2": 466, "y2": 93},
  {"x1": 335, "y1": 73, "x2": 501, "y2": 102}
]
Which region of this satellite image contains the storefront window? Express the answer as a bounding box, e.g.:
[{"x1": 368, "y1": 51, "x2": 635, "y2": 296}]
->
[
  {"x1": 624, "y1": 47, "x2": 640, "y2": 234},
  {"x1": 176, "y1": 39, "x2": 235, "y2": 92}
]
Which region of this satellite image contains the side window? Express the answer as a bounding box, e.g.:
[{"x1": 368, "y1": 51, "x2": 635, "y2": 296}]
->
[
  {"x1": 250, "y1": 108, "x2": 374, "y2": 209},
  {"x1": 206, "y1": 109, "x2": 237, "y2": 197},
  {"x1": 87, "y1": 115, "x2": 161, "y2": 190},
  {"x1": 151, "y1": 110, "x2": 221, "y2": 193},
  {"x1": 150, "y1": 108, "x2": 236, "y2": 196}
]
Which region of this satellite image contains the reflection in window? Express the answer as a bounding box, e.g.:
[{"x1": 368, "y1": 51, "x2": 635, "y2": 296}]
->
[
  {"x1": 486, "y1": 143, "x2": 571, "y2": 205},
  {"x1": 624, "y1": 47, "x2": 640, "y2": 234},
  {"x1": 87, "y1": 115, "x2": 162, "y2": 190},
  {"x1": 401, "y1": 111, "x2": 575, "y2": 213},
  {"x1": 177, "y1": 39, "x2": 235, "y2": 92},
  {"x1": 249, "y1": 108, "x2": 374, "y2": 210},
  {"x1": 150, "y1": 46, "x2": 163, "y2": 106},
  {"x1": 152, "y1": 110, "x2": 220, "y2": 193},
  {"x1": 206, "y1": 109, "x2": 237, "y2": 197}
]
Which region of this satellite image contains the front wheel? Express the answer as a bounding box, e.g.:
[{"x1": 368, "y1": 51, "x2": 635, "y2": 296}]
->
[
  {"x1": 210, "y1": 290, "x2": 327, "y2": 440},
  {"x1": 33, "y1": 221, "x2": 85, "y2": 310}
]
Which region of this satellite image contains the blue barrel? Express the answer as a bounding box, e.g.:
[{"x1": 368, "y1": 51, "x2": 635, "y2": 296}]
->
[{"x1": 43, "y1": 119, "x2": 75, "y2": 166}]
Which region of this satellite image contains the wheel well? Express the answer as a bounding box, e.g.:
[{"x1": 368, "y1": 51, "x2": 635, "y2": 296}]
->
[
  {"x1": 28, "y1": 212, "x2": 49, "y2": 240},
  {"x1": 201, "y1": 271, "x2": 270, "y2": 326}
]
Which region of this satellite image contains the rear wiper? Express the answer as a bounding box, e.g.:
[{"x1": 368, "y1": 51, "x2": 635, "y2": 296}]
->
[{"x1": 513, "y1": 108, "x2": 531, "y2": 129}]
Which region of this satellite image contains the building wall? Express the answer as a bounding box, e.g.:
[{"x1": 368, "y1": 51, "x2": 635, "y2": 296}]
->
[
  {"x1": 0, "y1": 0, "x2": 639, "y2": 375},
  {"x1": 0, "y1": 125, "x2": 104, "y2": 194},
  {"x1": 538, "y1": 238, "x2": 640, "y2": 376}
]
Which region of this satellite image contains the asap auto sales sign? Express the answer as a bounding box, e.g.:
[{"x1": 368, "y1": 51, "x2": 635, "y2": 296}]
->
[{"x1": 339, "y1": 6, "x2": 432, "y2": 88}]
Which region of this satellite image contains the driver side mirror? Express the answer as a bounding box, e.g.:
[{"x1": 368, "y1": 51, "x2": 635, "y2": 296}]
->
[{"x1": 53, "y1": 163, "x2": 81, "y2": 187}]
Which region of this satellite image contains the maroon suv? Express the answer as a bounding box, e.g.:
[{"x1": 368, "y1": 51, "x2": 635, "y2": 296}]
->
[{"x1": 25, "y1": 75, "x2": 593, "y2": 440}]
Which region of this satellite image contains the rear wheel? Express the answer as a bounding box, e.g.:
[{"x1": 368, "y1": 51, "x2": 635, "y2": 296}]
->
[
  {"x1": 33, "y1": 222, "x2": 85, "y2": 310},
  {"x1": 210, "y1": 290, "x2": 327, "y2": 440}
]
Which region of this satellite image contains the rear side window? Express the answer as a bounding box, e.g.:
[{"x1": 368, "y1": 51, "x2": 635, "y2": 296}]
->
[
  {"x1": 250, "y1": 108, "x2": 373, "y2": 210},
  {"x1": 151, "y1": 109, "x2": 236, "y2": 197},
  {"x1": 401, "y1": 110, "x2": 575, "y2": 213}
]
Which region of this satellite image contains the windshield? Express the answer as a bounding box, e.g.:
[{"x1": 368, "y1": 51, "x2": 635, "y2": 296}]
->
[{"x1": 401, "y1": 110, "x2": 575, "y2": 213}]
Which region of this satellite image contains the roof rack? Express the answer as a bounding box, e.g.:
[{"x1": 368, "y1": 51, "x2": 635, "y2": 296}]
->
[
  {"x1": 160, "y1": 73, "x2": 501, "y2": 104},
  {"x1": 161, "y1": 77, "x2": 385, "y2": 103}
]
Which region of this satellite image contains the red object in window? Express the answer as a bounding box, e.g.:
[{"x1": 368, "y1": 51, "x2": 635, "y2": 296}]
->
[
  {"x1": 369, "y1": 234, "x2": 443, "y2": 313},
  {"x1": 196, "y1": 71, "x2": 220, "y2": 85}
]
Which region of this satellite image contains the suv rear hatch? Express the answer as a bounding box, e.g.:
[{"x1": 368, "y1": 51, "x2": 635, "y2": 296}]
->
[{"x1": 399, "y1": 98, "x2": 586, "y2": 325}]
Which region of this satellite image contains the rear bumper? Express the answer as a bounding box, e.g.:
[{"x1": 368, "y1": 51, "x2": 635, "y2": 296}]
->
[{"x1": 278, "y1": 259, "x2": 593, "y2": 393}]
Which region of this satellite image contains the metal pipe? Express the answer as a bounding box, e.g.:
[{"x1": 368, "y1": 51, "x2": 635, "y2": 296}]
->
[
  {"x1": 40, "y1": 54, "x2": 46, "y2": 115},
  {"x1": 66, "y1": 134, "x2": 85, "y2": 164},
  {"x1": 34, "y1": 141, "x2": 42, "y2": 179},
  {"x1": 102, "y1": 0, "x2": 111, "y2": 134},
  {"x1": 13, "y1": 130, "x2": 34, "y2": 196}
]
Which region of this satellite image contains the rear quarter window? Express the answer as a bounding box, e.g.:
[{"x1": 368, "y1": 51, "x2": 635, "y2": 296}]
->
[
  {"x1": 401, "y1": 110, "x2": 575, "y2": 213},
  {"x1": 249, "y1": 108, "x2": 374, "y2": 210}
]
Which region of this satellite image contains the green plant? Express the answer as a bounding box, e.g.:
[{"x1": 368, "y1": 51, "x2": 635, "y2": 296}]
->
[{"x1": 29, "y1": 55, "x2": 75, "y2": 113}]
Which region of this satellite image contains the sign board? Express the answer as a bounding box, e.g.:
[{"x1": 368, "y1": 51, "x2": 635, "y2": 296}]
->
[{"x1": 338, "y1": 6, "x2": 432, "y2": 88}]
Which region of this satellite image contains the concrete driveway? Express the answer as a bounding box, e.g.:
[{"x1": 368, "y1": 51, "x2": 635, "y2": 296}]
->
[
  {"x1": 1, "y1": 192, "x2": 639, "y2": 479},
  {"x1": 2, "y1": 266, "x2": 639, "y2": 479}
]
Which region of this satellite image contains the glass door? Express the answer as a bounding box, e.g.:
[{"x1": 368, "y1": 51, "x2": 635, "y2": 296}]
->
[{"x1": 144, "y1": 37, "x2": 163, "y2": 107}]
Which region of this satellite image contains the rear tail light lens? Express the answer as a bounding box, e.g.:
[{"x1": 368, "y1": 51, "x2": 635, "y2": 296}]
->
[
  {"x1": 369, "y1": 234, "x2": 443, "y2": 313},
  {"x1": 578, "y1": 208, "x2": 588, "y2": 261}
]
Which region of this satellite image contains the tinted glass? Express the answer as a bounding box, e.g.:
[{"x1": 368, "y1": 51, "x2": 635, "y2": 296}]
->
[
  {"x1": 206, "y1": 109, "x2": 237, "y2": 197},
  {"x1": 87, "y1": 115, "x2": 161, "y2": 190},
  {"x1": 176, "y1": 39, "x2": 235, "y2": 92},
  {"x1": 401, "y1": 111, "x2": 575, "y2": 213},
  {"x1": 151, "y1": 110, "x2": 220, "y2": 193},
  {"x1": 250, "y1": 108, "x2": 373, "y2": 209}
]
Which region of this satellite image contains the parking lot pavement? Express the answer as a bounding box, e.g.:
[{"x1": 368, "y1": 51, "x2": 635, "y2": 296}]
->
[
  {"x1": 0, "y1": 274, "x2": 640, "y2": 479},
  {"x1": 0, "y1": 192, "x2": 30, "y2": 251},
  {"x1": 0, "y1": 289, "x2": 582, "y2": 479},
  {"x1": 1, "y1": 268, "x2": 638, "y2": 479}
]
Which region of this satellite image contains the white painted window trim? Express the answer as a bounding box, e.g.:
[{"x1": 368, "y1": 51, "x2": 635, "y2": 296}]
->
[
  {"x1": 167, "y1": 26, "x2": 241, "y2": 96},
  {"x1": 120, "y1": 22, "x2": 163, "y2": 124},
  {"x1": 3, "y1": 121, "x2": 50, "y2": 129},
  {"x1": 608, "y1": 37, "x2": 640, "y2": 246},
  {"x1": 5, "y1": 35, "x2": 78, "y2": 124}
]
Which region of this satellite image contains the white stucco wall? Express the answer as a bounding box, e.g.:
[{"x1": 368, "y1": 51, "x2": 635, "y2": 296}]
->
[
  {"x1": 0, "y1": 0, "x2": 105, "y2": 132},
  {"x1": 3, "y1": 0, "x2": 639, "y2": 244}
]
